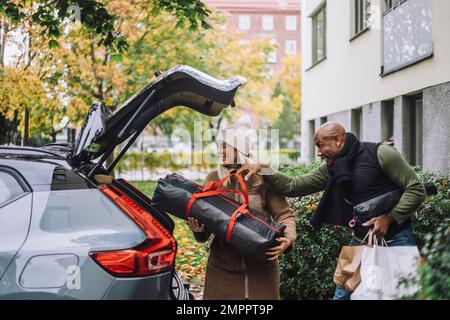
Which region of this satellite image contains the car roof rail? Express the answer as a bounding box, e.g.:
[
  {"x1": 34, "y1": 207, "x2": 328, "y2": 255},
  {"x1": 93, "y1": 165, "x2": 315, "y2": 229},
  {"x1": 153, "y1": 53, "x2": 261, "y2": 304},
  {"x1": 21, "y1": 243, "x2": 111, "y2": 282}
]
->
[
  {"x1": 42, "y1": 143, "x2": 73, "y2": 153},
  {"x1": 0, "y1": 146, "x2": 65, "y2": 158}
]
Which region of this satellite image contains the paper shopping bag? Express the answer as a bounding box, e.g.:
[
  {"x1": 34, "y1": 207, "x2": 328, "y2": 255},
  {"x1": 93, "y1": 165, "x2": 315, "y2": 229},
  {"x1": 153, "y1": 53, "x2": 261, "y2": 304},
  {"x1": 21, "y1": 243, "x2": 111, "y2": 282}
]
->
[
  {"x1": 351, "y1": 239, "x2": 421, "y2": 300},
  {"x1": 333, "y1": 244, "x2": 365, "y2": 292}
]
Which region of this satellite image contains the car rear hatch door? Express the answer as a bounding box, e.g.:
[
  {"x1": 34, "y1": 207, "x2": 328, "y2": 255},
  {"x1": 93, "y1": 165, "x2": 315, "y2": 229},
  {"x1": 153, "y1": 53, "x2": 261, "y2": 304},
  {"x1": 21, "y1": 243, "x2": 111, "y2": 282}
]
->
[{"x1": 69, "y1": 65, "x2": 246, "y2": 177}]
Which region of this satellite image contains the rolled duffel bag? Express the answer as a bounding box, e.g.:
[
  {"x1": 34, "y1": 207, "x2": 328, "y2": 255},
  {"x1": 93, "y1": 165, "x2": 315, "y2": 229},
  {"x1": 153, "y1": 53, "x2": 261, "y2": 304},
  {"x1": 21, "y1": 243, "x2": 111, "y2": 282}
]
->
[{"x1": 151, "y1": 173, "x2": 286, "y2": 263}]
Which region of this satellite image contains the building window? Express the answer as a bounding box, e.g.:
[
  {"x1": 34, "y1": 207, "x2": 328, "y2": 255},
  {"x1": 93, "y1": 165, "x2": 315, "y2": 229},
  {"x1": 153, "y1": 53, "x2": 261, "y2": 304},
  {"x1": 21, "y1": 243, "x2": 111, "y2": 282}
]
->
[
  {"x1": 409, "y1": 95, "x2": 423, "y2": 166},
  {"x1": 382, "y1": 100, "x2": 394, "y2": 143},
  {"x1": 312, "y1": 4, "x2": 326, "y2": 64},
  {"x1": 268, "y1": 51, "x2": 277, "y2": 63},
  {"x1": 286, "y1": 16, "x2": 297, "y2": 31},
  {"x1": 351, "y1": 108, "x2": 363, "y2": 139},
  {"x1": 309, "y1": 120, "x2": 316, "y2": 161},
  {"x1": 239, "y1": 15, "x2": 251, "y2": 30},
  {"x1": 262, "y1": 15, "x2": 274, "y2": 30},
  {"x1": 239, "y1": 39, "x2": 250, "y2": 46},
  {"x1": 320, "y1": 116, "x2": 328, "y2": 125},
  {"x1": 285, "y1": 40, "x2": 297, "y2": 55},
  {"x1": 354, "y1": 0, "x2": 370, "y2": 35}
]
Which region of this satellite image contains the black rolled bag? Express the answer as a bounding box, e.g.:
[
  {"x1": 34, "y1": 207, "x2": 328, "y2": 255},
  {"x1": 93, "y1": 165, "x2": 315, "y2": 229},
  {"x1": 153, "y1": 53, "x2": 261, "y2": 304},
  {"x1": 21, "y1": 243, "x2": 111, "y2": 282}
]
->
[
  {"x1": 352, "y1": 181, "x2": 438, "y2": 226},
  {"x1": 151, "y1": 173, "x2": 286, "y2": 264}
]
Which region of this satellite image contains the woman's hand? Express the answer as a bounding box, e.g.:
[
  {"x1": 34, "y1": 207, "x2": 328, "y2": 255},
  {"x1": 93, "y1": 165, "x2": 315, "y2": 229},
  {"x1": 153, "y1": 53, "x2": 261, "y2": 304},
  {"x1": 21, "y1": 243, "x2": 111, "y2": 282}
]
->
[
  {"x1": 266, "y1": 237, "x2": 292, "y2": 261},
  {"x1": 185, "y1": 217, "x2": 206, "y2": 233}
]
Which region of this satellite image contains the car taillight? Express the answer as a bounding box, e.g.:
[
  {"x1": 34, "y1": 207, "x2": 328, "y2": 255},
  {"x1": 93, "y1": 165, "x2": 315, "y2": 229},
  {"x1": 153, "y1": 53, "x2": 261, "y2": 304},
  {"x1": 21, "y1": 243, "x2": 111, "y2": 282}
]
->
[{"x1": 91, "y1": 185, "x2": 177, "y2": 277}]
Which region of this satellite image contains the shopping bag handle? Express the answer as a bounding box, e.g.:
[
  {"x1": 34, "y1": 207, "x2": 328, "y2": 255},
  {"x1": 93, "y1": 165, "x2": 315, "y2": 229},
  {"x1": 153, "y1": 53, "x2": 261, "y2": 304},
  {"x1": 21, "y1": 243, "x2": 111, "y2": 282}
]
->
[
  {"x1": 367, "y1": 232, "x2": 388, "y2": 247},
  {"x1": 360, "y1": 231, "x2": 371, "y2": 244}
]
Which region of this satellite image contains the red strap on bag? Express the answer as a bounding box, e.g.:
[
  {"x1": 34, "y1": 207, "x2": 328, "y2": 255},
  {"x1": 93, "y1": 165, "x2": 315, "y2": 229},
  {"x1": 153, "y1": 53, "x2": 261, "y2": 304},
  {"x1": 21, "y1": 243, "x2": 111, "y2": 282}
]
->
[
  {"x1": 185, "y1": 188, "x2": 248, "y2": 220},
  {"x1": 225, "y1": 204, "x2": 249, "y2": 242},
  {"x1": 185, "y1": 173, "x2": 250, "y2": 242},
  {"x1": 212, "y1": 173, "x2": 249, "y2": 204}
]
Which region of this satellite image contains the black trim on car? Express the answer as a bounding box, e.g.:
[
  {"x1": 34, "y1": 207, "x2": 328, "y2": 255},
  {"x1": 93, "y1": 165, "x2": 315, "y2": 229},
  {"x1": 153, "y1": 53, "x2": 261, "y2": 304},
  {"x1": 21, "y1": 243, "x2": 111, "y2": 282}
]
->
[
  {"x1": 0, "y1": 146, "x2": 65, "y2": 159},
  {"x1": 0, "y1": 166, "x2": 32, "y2": 192},
  {"x1": 0, "y1": 165, "x2": 32, "y2": 209}
]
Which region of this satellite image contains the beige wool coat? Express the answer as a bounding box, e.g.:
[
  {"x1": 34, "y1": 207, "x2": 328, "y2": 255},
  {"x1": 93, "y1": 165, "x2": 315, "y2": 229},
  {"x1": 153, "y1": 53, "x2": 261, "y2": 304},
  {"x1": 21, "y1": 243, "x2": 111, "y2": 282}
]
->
[{"x1": 193, "y1": 170, "x2": 296, "y2": 300}]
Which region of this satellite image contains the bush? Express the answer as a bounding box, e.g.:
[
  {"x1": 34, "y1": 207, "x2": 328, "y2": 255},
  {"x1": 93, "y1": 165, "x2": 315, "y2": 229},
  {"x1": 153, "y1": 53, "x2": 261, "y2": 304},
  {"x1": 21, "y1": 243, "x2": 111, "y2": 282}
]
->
[
  {"x1": 117, "y1": 150, "x2": 302, "y2": 174},
  {"x1": 409, "y1": 224, "x2": 450, "y2": 300},
  {"x1": 278, "y1": 165, "x2": 449, "y2": 300},
  {"x1": 413, "y1": 170, "x2": 450, "y2": 248},
  {"x1": 279, "y1": 191, "x2": 351, "y2": 299},
  {"x1": 409, "y1": 170, "x2": 450, "y2": 300},
  {"x1": 117, "y1": 150, "x2": 217, "y2": 173}
]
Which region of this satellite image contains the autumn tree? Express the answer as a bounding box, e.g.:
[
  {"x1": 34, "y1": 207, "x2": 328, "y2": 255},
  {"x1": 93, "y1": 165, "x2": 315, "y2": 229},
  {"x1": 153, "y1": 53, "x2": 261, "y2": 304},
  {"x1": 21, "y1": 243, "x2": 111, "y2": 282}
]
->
[
  {"x1": 0, "y1": 67, "x2": 59, "y2": 144},
  {"x1": 0, "y1": 0, "x2": 212, "y2": 144},
  {"x1": 57, "y1": 3, "x2": 279, "y2": 138},
  {"x1": 0, "y1": 0, "x2": 211, "y2": 52},
  {"x1": 271, "y1": 55, "x2": 301, "y2": 146}
]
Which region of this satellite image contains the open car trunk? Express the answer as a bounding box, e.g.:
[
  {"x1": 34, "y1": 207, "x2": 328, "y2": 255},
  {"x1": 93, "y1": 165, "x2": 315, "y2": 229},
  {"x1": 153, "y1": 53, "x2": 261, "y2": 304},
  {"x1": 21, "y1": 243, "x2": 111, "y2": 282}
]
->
[
  {"x1": 67, "y1": 66, "x2": 245, "y2": 299},
  {"x1": 69, "y1": 65, "x2": 246, "y2": 177}
]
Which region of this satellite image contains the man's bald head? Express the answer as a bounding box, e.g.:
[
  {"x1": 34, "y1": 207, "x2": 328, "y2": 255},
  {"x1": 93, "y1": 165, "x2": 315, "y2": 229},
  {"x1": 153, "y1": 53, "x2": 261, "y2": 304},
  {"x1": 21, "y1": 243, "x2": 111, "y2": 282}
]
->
[
  {"x1": 313, "y1": 122, "x2": 347, "y2": 165},
  {"x1": 314, "y1": 122, "x2": 346, "y2": 141}
]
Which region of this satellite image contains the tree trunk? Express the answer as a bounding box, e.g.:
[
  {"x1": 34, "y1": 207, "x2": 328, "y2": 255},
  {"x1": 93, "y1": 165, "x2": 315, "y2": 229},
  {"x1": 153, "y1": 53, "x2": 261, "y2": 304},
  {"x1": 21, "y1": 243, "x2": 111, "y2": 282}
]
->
[
  {"x1": 0, "y1": 18, "x2": 8, "y2": 67},
  {"x1": 23, "y1": 108, "x2": 29, "y2": 146},
  {"x1": 51, "y1": 131, "x2": 57, "y2": 143}
]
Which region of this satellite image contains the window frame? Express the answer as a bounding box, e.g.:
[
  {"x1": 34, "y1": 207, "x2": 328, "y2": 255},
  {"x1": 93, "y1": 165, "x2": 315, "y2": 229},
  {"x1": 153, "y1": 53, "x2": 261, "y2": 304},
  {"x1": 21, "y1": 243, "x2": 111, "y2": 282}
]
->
[
  {"x1": 354, "y1": 0, "x2": 371, "y2": 35},
  {"x1": 0, "y1": 166, "x2": 31, "y2": 209},
  {"x1": 285, "y1": 40, "x2": 298, "y2": 55},
  {"x1": 409, "y1": 95, "x2": 423, "y2": 166},
  {"x1": 311, "y1": 3, "x2": 327, "y2": 65},
  {"x1": 382, "y1": 100, "x2": 395, "y2": 142},
  {"x1": 262, "y1": 15, "x2": 274, "y2": 30},
  {"x1": 285, "y1": 15, "x2": 297, "y2": 31},
  {"x1": 351, "y1": 108, "x2": 364, "y2": 139},
  {"x1": 238, "y1": 15, "x2": 251, "y2": 30}
]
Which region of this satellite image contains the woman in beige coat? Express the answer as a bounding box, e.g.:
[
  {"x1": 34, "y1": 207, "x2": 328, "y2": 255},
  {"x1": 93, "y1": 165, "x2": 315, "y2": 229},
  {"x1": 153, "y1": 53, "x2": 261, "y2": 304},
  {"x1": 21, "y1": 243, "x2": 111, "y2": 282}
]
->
[{"x1": 186, "y1": 128, "x2": 296, "y2": 300}]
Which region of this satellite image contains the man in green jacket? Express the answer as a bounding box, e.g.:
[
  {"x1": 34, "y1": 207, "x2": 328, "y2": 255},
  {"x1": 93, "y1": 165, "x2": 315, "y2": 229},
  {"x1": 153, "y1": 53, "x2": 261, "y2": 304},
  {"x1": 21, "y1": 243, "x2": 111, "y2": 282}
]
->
[{"x1": 237, "y1": 122, "x2": 426, "y2": 300}]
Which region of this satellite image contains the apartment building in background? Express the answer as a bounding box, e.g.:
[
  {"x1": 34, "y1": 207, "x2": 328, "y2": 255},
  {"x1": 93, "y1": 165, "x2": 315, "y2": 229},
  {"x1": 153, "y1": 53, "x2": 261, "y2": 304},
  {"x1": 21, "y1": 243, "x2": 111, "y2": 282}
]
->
[
  {"x1": 300, "y1": 0, "x2": 450, "y2": 173},
  {"x1": 205, "y1": 0, "x2": 301, "y2": 74}
]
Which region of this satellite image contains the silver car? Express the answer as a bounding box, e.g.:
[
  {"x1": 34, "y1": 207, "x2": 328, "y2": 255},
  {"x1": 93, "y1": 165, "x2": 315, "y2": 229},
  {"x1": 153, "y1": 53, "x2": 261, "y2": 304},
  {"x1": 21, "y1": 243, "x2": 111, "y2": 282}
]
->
[{"x1": 0, "y1": 65, "x2": 246, "y2": 300}]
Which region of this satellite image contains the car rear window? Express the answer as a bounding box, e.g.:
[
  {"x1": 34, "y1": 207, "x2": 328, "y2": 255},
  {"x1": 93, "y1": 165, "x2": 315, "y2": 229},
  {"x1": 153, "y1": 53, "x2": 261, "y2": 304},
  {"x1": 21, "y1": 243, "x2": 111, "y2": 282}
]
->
[
  {"x1": 37, "y1": 189, "x2": 141, "y2": 233},
  {"x1": 0, "y1": 171, "x2": 25, "y2": 207}
]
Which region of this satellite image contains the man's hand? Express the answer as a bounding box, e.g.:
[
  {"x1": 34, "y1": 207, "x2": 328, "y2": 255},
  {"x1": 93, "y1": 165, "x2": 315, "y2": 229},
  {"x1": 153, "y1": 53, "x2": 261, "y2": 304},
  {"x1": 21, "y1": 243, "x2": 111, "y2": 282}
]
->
[
  {"x1": 185, "y1": 217, "x2": 205, "y2": 233},
  {"x1": 236, "y1": 163, "x2": 267, "y2": 181},
  {"x1": 266, "y1": 237, "x2": 292, "y2": 261},
  {"x1": 362, "y1": 213, "x2": 394, "y2": 238}
]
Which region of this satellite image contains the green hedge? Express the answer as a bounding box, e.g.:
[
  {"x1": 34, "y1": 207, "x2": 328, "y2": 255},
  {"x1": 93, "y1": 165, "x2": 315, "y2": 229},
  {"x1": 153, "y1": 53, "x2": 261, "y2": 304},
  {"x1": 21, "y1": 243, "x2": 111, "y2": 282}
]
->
[
  {"x1": 409, "y1": 224, "x2": 450, "y2": 300},
  {"x1": 116, "y1": 150, "x2": 302, "y2": 174},
  {"x1": 278, "y1": 165, "x2": 450, "y2": 300}
]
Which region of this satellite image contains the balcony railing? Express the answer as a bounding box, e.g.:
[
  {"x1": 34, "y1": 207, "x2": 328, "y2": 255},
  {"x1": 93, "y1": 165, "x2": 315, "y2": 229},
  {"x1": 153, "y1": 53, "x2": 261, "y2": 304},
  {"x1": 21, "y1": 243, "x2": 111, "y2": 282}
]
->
[{"x1": 382, "y1": 0, "x2": 433, "y2": 75}]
